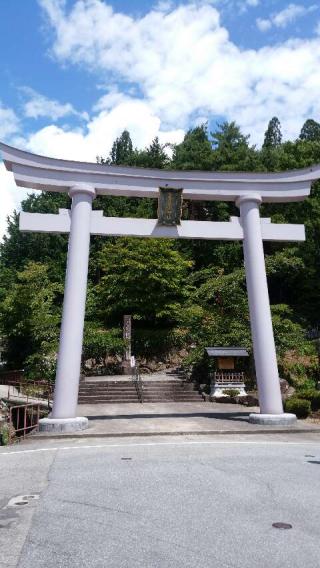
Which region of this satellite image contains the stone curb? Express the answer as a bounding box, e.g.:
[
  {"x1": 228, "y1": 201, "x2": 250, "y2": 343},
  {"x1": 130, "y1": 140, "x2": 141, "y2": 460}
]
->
[{"x1": 31, "y1": 428, "x2": 320, "y2": 440}]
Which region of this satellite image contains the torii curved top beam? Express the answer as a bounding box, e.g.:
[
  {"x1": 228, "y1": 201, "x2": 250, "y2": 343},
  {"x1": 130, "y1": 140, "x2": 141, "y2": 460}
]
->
[{"x1": 1, "y1": 141, "x2": 320, "y2": 202}]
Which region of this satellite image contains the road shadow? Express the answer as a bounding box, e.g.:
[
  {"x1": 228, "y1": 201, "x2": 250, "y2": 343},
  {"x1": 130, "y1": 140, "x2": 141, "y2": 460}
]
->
[{"x1": 87, "y1": 411, "x2": 251, "y2": 423}]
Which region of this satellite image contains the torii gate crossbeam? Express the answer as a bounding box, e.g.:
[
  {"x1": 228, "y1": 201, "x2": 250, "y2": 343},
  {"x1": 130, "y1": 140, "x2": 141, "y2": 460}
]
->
[{"x1": 1, "y1": 142, "x2": 318, "y2": 431}]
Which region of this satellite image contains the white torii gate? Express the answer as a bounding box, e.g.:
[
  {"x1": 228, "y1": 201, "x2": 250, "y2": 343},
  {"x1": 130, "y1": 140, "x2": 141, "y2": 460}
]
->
[{"x1": 1, "y1": 142, "x2": 318, "y2": 431}]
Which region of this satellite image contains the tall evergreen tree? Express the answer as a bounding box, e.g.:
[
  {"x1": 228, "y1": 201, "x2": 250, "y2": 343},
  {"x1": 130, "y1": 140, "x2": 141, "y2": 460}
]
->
[
  {"x1": 299, "y1": 119, "x2": 320, "y2": 142},
  {"x1": 145, "y1": 137, "x2": 168, "y2": 168},
  {"x1": 110, "y1": 129, "x2": 134, "y2": 165},
  {"x1": 134, "y1": 137, "x2": 169, "y2": 169},
  {"x1": 212, "y1": 121, "x2": 249, "y2": 152},
  {"x1": 172, "y1": 125, "x2": 213, "y2": 171},
  {"x1": 211, "y1": 121, "x2": 258, "y2": 171},
  {"x1": 263, "y1": 117, "x2": 282, "y2": 149}
]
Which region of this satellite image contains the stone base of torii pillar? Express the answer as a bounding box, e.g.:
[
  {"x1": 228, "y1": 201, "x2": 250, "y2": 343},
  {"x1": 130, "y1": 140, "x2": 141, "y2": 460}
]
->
[
  {"x1": 249, "y1": 413, "x2": 296, "y2": 425},
  {"x1": 38, "y1": 417, "x2": 89, "y2": 433}
]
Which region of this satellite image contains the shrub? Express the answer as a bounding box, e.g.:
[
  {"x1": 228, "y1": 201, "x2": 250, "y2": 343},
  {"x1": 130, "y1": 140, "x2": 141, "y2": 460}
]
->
[
  {"x1": 285, "y1": 397, "x2": 311, "y2": 419},
  {"x1": 0, "y1": 424, "x2": 9, "y2": 446},
  {"x1": 311, "y1": 392, "x2": 320, "y2": 412},
  {"x1": 297, "y1": 387, "x2": 317, "y2": 401},
  {"x1": 82, "y1": 326, "x2": 124, "y2": 362},
  {"x1": 24, "y1": 350, "x2": 57, "y2": 382},
  {"x1": 133, "y1": 327, "x2": 185, "y2": 357},
  {"x1": 279, "y1": 349, "x2": 318, "y2": 387},
  {"x1": 222, "y1": 389, "x2": 240, "y2": 397},
  {"x1": 295, "y1": 380, "x2": 319, "y2": 402}
]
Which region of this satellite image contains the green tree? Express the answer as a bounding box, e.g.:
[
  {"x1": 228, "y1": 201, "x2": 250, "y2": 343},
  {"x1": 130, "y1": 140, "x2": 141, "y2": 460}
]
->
[
  {"x1": 178, "y1": 267, "x2": 251, "y2": 370},
  {"x1": 172, "y1": 125, "x2": 213, "y2": 170},
  {"x1": 100, "y1": 129, "x2": 135, "y2": 165},
  {"x1": 134, "y1": 137, "x2": 169, "y2": 169},
  {"x1": 96, "y1": 238, "x2": 192, "y2": 324},
  {"x1": 263, "y1": 117, "x2": 282, "y2": 149},
  {"x1": 300, "y1": 119, "x2": 320, "y2": 142},
  {"x1": 211, "y1": 121, "x2": 259, "y2": 171},
  {"x1": 0, "y1": 262, "x2": 62, "y2": 371},
  {"x1": 0, "y1": 192, "x2": 69, "y2": 279}
]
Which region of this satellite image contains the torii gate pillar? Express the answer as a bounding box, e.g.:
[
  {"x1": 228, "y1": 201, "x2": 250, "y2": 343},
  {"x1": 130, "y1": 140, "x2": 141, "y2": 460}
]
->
[
  {"x1": 236, "y1": 194, "x2": 291, "y2": 424},
  {"x1": 41, "y1": 185, "x2": 96, "y2": 432}
]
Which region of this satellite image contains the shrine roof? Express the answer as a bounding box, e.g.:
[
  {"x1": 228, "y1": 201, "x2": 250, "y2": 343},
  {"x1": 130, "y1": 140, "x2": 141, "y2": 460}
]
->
[{"x1": 205, "y1": 347, "x2": 249, "y2": 357}]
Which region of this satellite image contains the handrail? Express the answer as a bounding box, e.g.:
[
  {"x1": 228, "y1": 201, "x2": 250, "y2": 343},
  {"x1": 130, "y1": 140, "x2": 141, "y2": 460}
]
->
[
  {"x1": 7, "y1": 403, "x2": 49, "y2": 444},
  {"x1": 4, "y1": 380, "x2": 53, "y2": 410},
  {"x1": 132, "y1": 365, "x2": 144, "y2": 403}
]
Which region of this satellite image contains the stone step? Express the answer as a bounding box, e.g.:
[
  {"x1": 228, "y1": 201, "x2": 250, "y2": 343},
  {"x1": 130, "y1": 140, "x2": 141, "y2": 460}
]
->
[
  {"x1": 79, "y1": 399, "x2": 201, "y2": 404},
  {"x1": 142, "y1": 390, "x2": 198, "y2": 394},
  {"x1": 141, "y1": 381, "x2": 186, "y2": 385},
  {"x1": 143, "y1": 395, "x2": 201, "y2": 399},
  {"x1": 78, "y1": 377, "x2": 203, "y2": 403},
  {"x1": 78, "y1": 400, "x2": 140, "y2": 404},
  {"x1": 143, "y1": 383, "x2": 195, "y2": 392},
  {"x1": 142, "y1": 393, "x2": 199, "y2": 397},
  {"x1": 79, "y1": 394, "x2": 138, "y2": 398},
  {"x1": 79, "y1": 387, "x2": 136, "y2": 390},
  {"x1": 79, "y1": 388, "x2": 137, "y2": 393},
  {"x1": 78, "y1": 397, "x2": 139, "y2": 402},
  {"x1": 142, "y1": 399, "x2": 202, "y2": 403},
  {"x1": 81, "y1": 383, "x2": 137, "y2": 386}
]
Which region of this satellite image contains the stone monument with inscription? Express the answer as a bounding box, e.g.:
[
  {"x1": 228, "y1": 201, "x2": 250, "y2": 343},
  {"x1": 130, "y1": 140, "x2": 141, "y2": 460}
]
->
[{"x1": 122, "y1": 314, "x2": 132, "y2": 375}]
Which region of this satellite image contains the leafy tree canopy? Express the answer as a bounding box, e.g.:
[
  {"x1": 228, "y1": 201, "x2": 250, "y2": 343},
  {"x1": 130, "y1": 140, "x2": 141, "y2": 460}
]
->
[
  {"x1": 172, "y1": 125, "x2": 213, "y2": 170},
  {"x1": 96, "y1": 238, "x2": 193, "y2": 325},
  {"x1": 263, "y1": 116, "x2": 282, "y2": 149},
  {"x1": 300, "y1": 119, "x2": 320, "y2": 142}
]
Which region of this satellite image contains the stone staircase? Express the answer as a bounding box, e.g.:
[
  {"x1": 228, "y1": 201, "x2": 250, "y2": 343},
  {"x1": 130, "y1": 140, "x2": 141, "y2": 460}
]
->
[
  {"x1": 78, "y1": 376, "x2": 203, "y2": 404},
  {"x1": 78, "y1": 381, "x2": 138, "y2": 404},
  {"x1": 141, "y1": 380, "x2": 203, "y2": 403}
]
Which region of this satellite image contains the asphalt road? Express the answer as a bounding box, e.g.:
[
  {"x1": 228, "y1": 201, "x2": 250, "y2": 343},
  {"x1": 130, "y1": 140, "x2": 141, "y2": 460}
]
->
[{"x1": 1, "y1": 433, "x2": 320, "y2": 568}]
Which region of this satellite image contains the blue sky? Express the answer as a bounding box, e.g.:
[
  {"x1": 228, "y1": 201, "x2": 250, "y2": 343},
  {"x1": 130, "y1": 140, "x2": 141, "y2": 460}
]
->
[{"x1": 1, "y1": 0, "x2": 320, "y2": 235}]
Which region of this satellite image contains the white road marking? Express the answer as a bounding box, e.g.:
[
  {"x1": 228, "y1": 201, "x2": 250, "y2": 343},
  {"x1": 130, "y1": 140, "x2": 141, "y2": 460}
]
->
[{"x1": 0, "y1": 438, "x2": 319, "y2": 455}]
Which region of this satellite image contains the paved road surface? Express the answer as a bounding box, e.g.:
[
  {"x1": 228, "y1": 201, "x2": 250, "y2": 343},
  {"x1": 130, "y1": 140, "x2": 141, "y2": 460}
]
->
[{"x1": 1, "y1": 433, "x2": 320, "y2": 567}]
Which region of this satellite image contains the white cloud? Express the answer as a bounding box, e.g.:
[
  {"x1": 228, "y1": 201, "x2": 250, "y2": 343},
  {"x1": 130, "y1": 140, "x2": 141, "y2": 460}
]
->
[
  {"x1": 92, "y1": 88, "x2": 129, "y2": 113},
  {"x1": 0, "y1": 163, "x2": 30, "y2": 240},
  {"x1": 25, "y1": 98, "x2": 184, "y2": 161},
  {"x1": 257, "y1": 3, "x2": 317, "y2": 32},
  {"x1": 21, "y1": 87, "x2": 88, "y2": 121},
  {"x1": 0, "y1": 103, "x2": 20, "y2": 140},
  {"x1": 274, "y1": 4, "x2": 316, "y2": 28},
  {"x1": 0, "y1": 103, "x2": 27, "y2": 238},
  {"x1": 256, "y1": 18, "x2": 272, "y2": 32},
  {"x1": 155, "y1": 1, "x2": 174, "y2": 12},
  {"x1": 38, "y1": 0, "x2": 320, "y2": 144},
  {"x1": 205, "y1": 0, "x2": 259, "y2": 9},
  {"x1": 0, "y1": 96, "x2": 184, "y2": 238}
]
